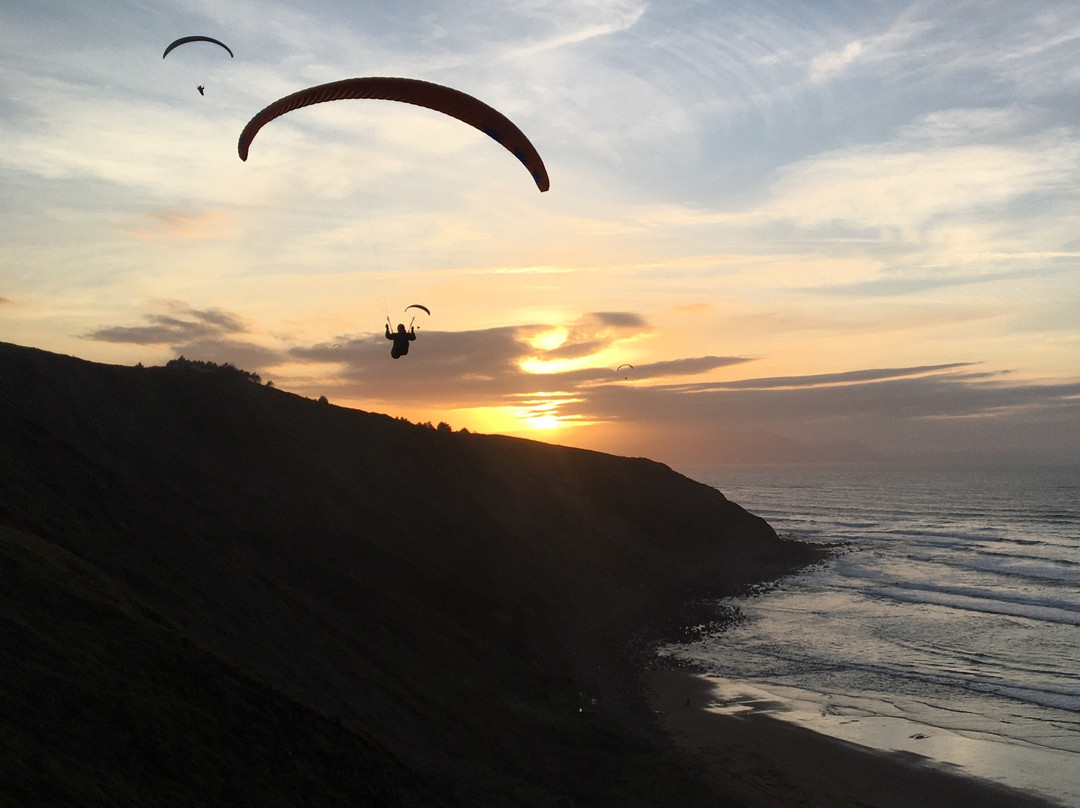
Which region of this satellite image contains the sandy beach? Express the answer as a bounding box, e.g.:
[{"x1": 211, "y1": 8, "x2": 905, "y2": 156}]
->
[{"x1": 647, "y1": 668, "x2": 1067, "y2": 808}]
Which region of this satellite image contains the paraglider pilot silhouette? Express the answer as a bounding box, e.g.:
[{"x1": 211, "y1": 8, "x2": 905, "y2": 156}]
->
[{"x1": 385, "y1": 322, "x2": 416, "y2": 359}]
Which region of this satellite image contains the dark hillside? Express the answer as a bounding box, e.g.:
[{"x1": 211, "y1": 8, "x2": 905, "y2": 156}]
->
[{"x1": 0, "y1": 341, "x2": 826, "y2": 806}]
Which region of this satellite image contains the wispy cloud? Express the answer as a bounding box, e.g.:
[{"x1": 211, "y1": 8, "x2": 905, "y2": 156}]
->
[
  {"x1": 807, "y1": 11, "x2": 930, "y2": 84},
  {"x1": 85, "y1": 305, "x2": 249, "y2": 345},
  {"x1": 625, "y1": 356, "x2": 750, "y2": 379},
  {"x1": 125, "y1": 209, "x2": 234, "y2": 240},
  {"x1": 504, "y1": 1, "x2": 646, "y2": 59},
  {"x1": 82, "y1": 302, "x2": 286, "y2": 370},
  {"x1": 669, "y1": 363, "x2": 978, "y2": 392},
  {"x1": 560, "y1": 366, "x2": 1080, "y2": 463},
  {"x1": 764, "y1": 130, "x2": 1080, "y2": 234}
]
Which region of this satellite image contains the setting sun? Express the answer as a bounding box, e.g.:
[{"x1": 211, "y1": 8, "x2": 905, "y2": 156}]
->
[
  {"x1": 527, "y1": 327, "x2": 569, "y2": 351},
  {"x1": 512, "y1": 394, "x2": 583, "y2": 431}
]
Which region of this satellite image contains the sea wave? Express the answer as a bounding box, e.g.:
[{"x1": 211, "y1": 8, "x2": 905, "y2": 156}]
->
[
  {"x1": 677, "y1": 463, "x2": 1080, "y2": 795},
  {"x1": 868, "y1": 582, "x2": 1080, "y2": 626}
]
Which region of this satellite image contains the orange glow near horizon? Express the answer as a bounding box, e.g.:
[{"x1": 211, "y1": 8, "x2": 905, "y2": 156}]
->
[
  {"x1": 423, "y1": 394, "x2": 598, "y2": 436},
  {"x1": 512, "y1": 393, "x2": 597, "y2": 432}
]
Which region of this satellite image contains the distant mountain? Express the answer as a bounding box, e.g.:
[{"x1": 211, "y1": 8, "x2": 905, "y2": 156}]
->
[{"x1": 0, "y1": 342, "x2": 825, "y2": 807}]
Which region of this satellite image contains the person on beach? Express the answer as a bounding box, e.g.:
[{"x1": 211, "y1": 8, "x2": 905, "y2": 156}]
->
[{"x1": 385, "y1": 322, "x2": 416, "y2": 359}]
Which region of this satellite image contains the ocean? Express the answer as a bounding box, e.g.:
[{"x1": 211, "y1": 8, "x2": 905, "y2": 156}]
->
[{"x1": 664, "y1": 463, "x2": 1080, "y2": 807}]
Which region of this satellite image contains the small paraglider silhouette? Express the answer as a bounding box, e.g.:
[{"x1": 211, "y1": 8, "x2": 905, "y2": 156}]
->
[
  {"x1": 404, "y1": 304, "x2": 430, "y2": 330},
  {"x1": 163, "y1": 36, "x2": 233, "y2": 99},
  {"x1": 402, "y1": 304, "x2": 430, "y2": 331},
  {"x1": 616, "y1": 363, "x2": 633, "y2": 380}
]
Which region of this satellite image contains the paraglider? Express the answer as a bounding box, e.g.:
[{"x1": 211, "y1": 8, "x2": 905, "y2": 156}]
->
[
  {"x1": 385, "y1": 321, "x2": 416, "y2": 359},
  {"x1": 237, "y1": 77, "x2": 550, "y2": 192},
  {"x1": 616, "y1": 363, "x2": 633, "y2": 379},
  {"x1": 162, "y1": 36, "x2": 234, "y2": 59},
  {"x1": 163, "y1": 36, "x2": 233, "y2": 96},
  {"x1": 402, "y1": 304, "x2": 430, "y2": 330},
  {"x1": 384, "y1": 304, "x2": 429, "y2": 358}
]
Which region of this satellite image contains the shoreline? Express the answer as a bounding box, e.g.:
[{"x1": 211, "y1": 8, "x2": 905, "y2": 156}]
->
[{"x1": 645, "y1": 667, "x2": 1067, "y2": 808}]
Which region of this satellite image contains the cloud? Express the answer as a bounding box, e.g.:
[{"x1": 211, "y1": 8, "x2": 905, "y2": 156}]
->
[
  {"x1": 806, "y1": 12, "x2": 932, "y2": 85},
  {"x1": 285, "y1": 318, "x2": 747, "y2": 408},
  {"x1": 629, "y1": 356, "x2": 751, "y2": 379},
  {"x1": 670, "y1": 363, "x2": 977, "y2": 391},
  {"x1": 125, "y1": 209, "x2": 233, "y2": 240},
  {"x1": 557, "y1": 364, "x2": 1080, "y2": 463},
  {"x1": 558, "y1": 310, "x2": 652, "y2": 347},
  {"x1": 281, "y1": 324, "x2": 1080, "y2": 465},
  {"x1": 589, "y1": 311, "x2": 648, "y2": 328},
  {"x1": 81, "y1": 303, "x2": 287, "y2": 374},
  {"x1": 809, "y1": 40, "x2": 865, "y2": 84},
  {"x1": 765, "y1": 135, "x2": 1080, "y2": 234},
  {"x1": 798, "y1": 266, "x2": 1051, "y2": 297},
  {"x1": 84, "y1": 305, "x2": 250, "y2": 346},
  {"x1": 505, "y1": 1, "x2": 646, "y2": 59},
  {"x1": 290, "y1": 326, "x2": 535, "y2": 404}
]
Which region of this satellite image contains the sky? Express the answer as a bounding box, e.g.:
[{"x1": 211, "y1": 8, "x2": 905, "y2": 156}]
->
[{"x1": 3, "y1": 0, "x2": 1079, "y2": 468}]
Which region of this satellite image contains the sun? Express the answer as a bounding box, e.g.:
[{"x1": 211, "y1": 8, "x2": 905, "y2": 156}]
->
[
  {"x1": 511, "y1": 393, "x2": 593, "y2": 433},
  {"x1": 523, "y1": 412, "x2": 564, "y2": 430},
  {"x1": 527, "y1": 327, "x2": 569, "y2": 351}
]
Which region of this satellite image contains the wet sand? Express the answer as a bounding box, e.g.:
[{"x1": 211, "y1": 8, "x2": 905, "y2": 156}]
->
[{"x1": 646, "y1": 668, "x2": 1067, "y2": 808}]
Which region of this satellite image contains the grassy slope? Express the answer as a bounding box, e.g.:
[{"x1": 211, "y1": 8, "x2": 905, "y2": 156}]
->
[
  {"x1": 0, "y1": 342, "x2": 826, "y2": 806},
  {"x1": 0, "y1": 523, "x2": 442, "y2": 808}
]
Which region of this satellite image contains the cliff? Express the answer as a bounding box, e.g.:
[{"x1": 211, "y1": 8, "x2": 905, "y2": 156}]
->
[{"x1": 0, "y1": 341, "x2": 825, "y2": 807}]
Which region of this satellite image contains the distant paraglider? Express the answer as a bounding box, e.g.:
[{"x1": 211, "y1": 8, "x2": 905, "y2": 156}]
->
[
  {"x1": 616, "y1": 363, "x2": 634, "y2": 379},
  {"x1": 237, "y1": 77, "x2": 550, "y2": 192},
  {"x1": 163, "y1": 36, "x2": 233, "y2": 96},
  {"x1": 403, "y1": 303, "x2": 430, "y2": 332}
]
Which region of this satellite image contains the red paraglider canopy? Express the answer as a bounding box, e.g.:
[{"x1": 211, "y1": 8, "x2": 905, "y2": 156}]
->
[{"x1": 237, "y1": 77, "x2": 549, "y2": 192}]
